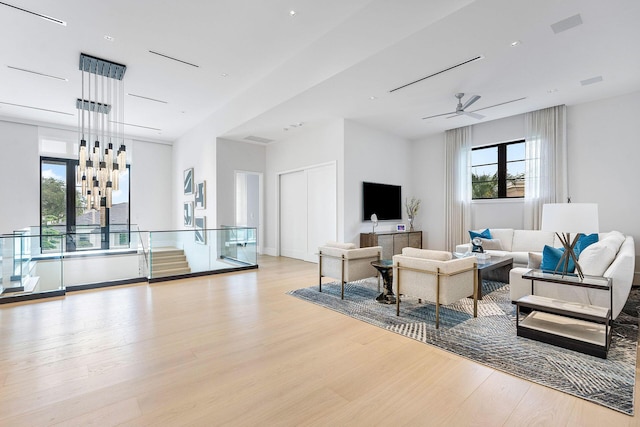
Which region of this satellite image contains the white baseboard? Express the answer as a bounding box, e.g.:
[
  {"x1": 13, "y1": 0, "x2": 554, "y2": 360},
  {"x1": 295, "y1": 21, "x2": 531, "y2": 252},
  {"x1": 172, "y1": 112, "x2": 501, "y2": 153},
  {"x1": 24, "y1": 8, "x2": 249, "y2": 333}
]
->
[{"x1": 262, "y1": 247, "x2": 278, "y2": 256}]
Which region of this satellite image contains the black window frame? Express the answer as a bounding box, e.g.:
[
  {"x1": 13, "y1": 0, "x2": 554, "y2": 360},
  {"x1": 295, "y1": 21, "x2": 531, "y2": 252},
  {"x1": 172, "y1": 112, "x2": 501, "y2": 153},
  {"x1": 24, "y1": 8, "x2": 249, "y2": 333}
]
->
[
  {"x1": 471, "y1": 139, "x2": 525, "y2": 200},
  {"x1": 40, "y1": 156, "x2": 131, "y2": 253}
]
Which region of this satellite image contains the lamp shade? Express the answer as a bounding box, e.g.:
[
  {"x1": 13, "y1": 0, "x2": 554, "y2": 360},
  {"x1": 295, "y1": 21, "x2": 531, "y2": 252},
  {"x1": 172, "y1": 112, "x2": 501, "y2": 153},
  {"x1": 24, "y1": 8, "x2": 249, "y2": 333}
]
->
[{"x1": 540, "y1": 203, "x2": 599, "y2": 234}]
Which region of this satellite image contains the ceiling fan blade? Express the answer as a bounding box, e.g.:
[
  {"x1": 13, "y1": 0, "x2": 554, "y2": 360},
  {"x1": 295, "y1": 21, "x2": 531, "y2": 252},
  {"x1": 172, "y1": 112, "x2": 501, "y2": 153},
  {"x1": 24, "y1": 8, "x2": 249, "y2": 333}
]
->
[
  {"x1": 462, "y1": 94, "x2": 481, "y2": 110},
  {"x1": 463, "y1": 111, "x2": 485, "y2": 120},
  {"x1": 471, "y1": 97, "x2": 527, "y2": 113},
  {"x1": 422, "y1": 111, "x2": 456, "y2": 120}
]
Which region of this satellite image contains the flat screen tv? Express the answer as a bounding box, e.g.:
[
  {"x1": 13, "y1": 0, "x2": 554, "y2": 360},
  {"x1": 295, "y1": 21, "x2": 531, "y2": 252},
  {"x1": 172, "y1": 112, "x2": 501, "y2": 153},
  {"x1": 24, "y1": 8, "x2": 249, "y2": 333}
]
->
[{"x1": 362, "y1": 181, "x2": 402, "y2": 221}]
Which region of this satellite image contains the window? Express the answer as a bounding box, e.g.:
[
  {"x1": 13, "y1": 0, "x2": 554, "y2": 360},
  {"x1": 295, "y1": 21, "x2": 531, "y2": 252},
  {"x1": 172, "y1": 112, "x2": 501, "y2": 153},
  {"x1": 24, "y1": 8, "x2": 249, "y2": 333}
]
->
[
  {"x1": 471, "y1": 140, "x2": 525, "y2": 199},
  {"x1": 41, "y1": 157, "x2": 130, "y2": 252}
]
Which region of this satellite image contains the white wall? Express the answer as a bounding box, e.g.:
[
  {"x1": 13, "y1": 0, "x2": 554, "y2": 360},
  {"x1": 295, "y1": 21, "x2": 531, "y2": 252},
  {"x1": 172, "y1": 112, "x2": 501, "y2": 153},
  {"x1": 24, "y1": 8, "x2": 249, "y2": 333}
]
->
[
  {"x1": 264, "y1": 120, "x2": 344, "y2": 255},
  {"x1": 130, "y1": 139, "x2": 173, "y2": 231},
  {"x1": 216, "y1": 138, "x2": 266, "y2": 228},
  {"x1": 0, "y1": 120, "x2": 173, "y2": 234},
  {"x1": 344, "y1": 120, "x2": 412, "y2": 244},
  {"x1": 410, "y1": 133, "x2": 446, "y2": 250},
  {"x1": 0, "y1": 120, "x2": 40, "y2": 232},
  {"x1": 567, "y1": 90, "x2": 640, "y2": 256}
]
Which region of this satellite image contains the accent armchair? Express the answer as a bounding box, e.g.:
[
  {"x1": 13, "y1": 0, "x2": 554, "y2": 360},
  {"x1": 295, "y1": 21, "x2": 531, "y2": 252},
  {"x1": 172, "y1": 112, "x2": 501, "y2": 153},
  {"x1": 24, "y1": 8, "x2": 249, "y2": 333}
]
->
[
  {"x1": 318, "y1": 242, "x2": 382, "y2": 299},
  {"x1": 393, "y1": 248, "x2": 478, "y2": 328}
]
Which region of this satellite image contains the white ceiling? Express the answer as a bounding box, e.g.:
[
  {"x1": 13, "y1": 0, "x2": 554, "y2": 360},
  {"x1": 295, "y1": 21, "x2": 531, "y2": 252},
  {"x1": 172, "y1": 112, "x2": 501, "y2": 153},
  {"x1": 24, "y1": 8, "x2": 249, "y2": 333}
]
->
[{"x1": 1, "y1": 0, "x2": 639, "y2": 144}]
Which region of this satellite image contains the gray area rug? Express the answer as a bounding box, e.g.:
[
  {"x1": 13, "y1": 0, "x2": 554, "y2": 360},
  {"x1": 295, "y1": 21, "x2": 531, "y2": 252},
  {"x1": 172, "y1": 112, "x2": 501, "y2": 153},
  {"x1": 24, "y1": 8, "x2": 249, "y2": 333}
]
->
[{"x1": 288, "y1": 279, "x2": 638, "y2": 415}]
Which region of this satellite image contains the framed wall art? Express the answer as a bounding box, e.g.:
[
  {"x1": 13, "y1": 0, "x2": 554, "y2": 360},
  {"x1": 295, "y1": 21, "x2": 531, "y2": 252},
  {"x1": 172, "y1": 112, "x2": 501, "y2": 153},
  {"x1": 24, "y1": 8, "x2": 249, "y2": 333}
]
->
[
  {"x1": 184, "y1": 168, "x2": 194, "y2": 195},
  {"x1": 184, "y1": 201, "x2": 194, "y2": 227},
  {"x1": 195, "y1": 180, "x2": 206, "y2": 209},
  {"x1": 195, "y1": 216, "x2": 206, "y2": 244}
]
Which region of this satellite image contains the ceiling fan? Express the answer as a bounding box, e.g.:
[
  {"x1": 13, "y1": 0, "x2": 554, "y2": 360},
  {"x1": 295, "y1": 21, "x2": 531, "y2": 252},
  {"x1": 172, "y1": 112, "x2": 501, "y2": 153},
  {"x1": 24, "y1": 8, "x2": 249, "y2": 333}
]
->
[
  {"x1": 422, "y1": 93, "x2": 484, "y2": 120},
  {"x1": 422, "y1": 93, "x2": 528, "y2": 121}
]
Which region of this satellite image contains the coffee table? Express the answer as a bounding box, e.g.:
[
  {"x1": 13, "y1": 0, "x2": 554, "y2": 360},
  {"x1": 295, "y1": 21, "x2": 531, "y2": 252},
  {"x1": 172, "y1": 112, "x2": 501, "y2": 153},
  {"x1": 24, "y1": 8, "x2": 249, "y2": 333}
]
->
[{"x1": 475, "y1": 255, "x2": 513, "y2": 299}]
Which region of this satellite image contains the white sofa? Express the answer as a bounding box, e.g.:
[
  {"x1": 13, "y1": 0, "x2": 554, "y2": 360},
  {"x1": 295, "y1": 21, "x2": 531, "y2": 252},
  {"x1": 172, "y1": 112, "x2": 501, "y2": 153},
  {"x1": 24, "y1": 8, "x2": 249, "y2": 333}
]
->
[
  {"x1": 457, "y1": 229, "x2": 635, "y2": 319},
  {"x1": 455, "y1": 228, "x2": 563, "y2": 267}
]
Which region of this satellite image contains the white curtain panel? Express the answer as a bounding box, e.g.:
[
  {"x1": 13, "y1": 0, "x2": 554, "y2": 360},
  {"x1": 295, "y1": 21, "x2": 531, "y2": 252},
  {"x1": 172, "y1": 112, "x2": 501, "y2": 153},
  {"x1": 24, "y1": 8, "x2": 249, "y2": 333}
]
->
[
  {"x1": 524, "y1": 105, "x2": 567, "y2": 230},
  {"x1": 445, "y1": 126, "x2": 472, "y2": 252}
]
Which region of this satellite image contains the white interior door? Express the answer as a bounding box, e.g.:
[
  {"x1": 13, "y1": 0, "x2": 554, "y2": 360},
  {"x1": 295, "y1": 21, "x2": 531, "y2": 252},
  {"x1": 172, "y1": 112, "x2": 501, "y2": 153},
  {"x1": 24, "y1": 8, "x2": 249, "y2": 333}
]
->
[
  {"x1": 279, "y1": 170, "x2": 307, "y2": 260},
  {"x1": 306, "y1": 164, "x2": 337, "y2": 261},
  {"x1": 279, "y1": 162, "x2": 337, "y2": 262}
]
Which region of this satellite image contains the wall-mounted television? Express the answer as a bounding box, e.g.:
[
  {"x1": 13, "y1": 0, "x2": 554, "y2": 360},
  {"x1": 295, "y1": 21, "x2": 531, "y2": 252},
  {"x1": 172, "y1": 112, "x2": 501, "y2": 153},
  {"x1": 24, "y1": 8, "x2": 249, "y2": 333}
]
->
[{"x1": 362, "y1": 181, "x2": 402, "y2": 221}]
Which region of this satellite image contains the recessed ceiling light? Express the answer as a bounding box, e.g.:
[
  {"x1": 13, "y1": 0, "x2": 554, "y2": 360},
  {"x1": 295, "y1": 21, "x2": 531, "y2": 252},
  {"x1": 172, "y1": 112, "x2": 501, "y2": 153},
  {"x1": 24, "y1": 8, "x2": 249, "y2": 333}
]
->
[
  {"x1": 289, "y1": 10, "x2": 296, "y2": 17},
  {"x1": 104, "y1": 35, "x2": 114, "y2": 41},
  {"x1": 220, "y1": 73, "x2": 228, "y2": 77},
  {"x1": 547, "y1": 88, "x2": 558, "y2": 93},
  {"x1": 369, "y1": 96, "x2": 378, "y2": 100},
  {"x1": 510, "y1": 40, "x2": 521, "y2": 47}
]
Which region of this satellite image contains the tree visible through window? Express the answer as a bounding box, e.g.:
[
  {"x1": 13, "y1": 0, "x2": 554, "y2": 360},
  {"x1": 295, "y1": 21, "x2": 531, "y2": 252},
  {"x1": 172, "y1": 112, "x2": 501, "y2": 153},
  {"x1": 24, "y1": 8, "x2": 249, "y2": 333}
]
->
[
  {"x1": 472, "y1": 140, "x2": 525, "y2": 199},
  {"x1": 41, "y1": 157, "x2": 130, "y2": 252}
]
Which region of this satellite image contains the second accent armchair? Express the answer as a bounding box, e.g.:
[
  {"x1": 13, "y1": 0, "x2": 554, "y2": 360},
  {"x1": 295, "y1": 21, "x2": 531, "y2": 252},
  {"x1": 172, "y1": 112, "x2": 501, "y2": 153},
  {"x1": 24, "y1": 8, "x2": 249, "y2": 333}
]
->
[
  {"x1": 318, "y1": 242, "x2": 382, "y2": 299},
  {"x1": 393, "y1": 248, "x2": 478, "y2": 328}
]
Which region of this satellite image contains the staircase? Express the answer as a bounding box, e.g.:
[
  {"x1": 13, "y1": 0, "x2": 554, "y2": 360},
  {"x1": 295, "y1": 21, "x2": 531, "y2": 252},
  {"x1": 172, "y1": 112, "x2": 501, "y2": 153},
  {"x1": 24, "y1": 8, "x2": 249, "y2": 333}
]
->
[{"x1": 150, "y1": 247, "x2": 191, "y2": 278}]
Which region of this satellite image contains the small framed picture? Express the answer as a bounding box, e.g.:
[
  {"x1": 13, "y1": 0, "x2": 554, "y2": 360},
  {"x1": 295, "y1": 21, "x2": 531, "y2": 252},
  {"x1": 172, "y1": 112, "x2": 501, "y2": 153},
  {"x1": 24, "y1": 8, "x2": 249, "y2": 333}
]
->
[
  {"x1": 195, "y1": 180, "x2": 206, "y2": 209},
  {"x1": 184, "y1": 201, "x2": 194, "y2": 227},
  {"x1": 195, "y1": 216, "x2": 206, "y2": 244},
  {"x1": 396, "y1": 224, "x2": 406, "y2": 232},
  {"x1": 184, "y1": 168, "x2": 194, "y2": 195}
]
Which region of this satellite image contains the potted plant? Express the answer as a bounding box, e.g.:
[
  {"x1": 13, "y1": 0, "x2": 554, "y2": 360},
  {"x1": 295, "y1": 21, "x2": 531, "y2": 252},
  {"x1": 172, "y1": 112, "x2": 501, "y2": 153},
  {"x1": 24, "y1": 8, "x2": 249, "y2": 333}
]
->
[{"x1": 405, "y1": 197, "x2": 421, "y2": 232}]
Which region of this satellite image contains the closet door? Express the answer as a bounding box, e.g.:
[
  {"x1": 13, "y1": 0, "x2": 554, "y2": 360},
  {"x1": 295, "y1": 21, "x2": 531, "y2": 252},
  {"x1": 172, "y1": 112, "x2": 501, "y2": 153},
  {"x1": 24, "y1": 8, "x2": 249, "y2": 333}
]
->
[
  {"x1": 306, "y1": 164, "x2": 337, "y2": 262},
  {"x1": 279, "y1": 162, "x2": 337, "y2": 262},
  {"x1": 279, "y1": 170, "x2": 307, "y2": 260}
]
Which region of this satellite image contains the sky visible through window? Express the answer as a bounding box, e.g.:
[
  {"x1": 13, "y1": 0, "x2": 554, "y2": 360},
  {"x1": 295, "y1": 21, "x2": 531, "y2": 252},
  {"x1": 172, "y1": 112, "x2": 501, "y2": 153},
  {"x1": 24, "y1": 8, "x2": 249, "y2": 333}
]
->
[
  {"x1": 472, "y1": 143, "x2": 525, "y2": 175},
  {"x1": 41, "y1": 163, "x2": 129, "y2": 205}
]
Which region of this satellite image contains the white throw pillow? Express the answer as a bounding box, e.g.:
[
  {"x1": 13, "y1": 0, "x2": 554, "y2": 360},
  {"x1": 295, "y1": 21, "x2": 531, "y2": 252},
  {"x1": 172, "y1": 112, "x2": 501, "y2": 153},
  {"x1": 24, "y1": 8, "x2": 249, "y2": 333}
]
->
[
  {"x1": 479, "y1": 238, "x2": 503, "y2": 250},
  {"x1": 527, "y1": 252, "x2": 542, "y2": 269},
  {"x1": 578, "y1": 242, "x2": 616, "y2": 276}
]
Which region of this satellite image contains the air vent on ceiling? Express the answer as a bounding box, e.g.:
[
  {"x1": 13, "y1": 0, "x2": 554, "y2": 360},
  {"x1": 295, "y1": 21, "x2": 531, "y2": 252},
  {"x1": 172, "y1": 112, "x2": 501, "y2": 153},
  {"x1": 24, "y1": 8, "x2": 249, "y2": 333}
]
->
[
  {"x1": 389, "y1": 55, "x2": 484, "y2": 93},
  {"x1": 7, "y1": 65, "x2": 68, "y2": 81},
  {"x1": 0, "y1": 2, "x2": 66, "y2": 25},
  {"x1": 148, "y1": 50, "x2": 199, "y2": 68},
  {"x1": 127, "y1": 93, "x2": 168, "y2": 104},
  {"x1": 551, "y1": 14, "x2": 583, "y2": 34},
  {"x1": 244, "y1": 135, "x2": 274, "y2": 144},
  {"x1": 110, "y1": 120, "x2": 161, "y2": 131},
  {"x1": 0, "y1": 101, "x2": 73, "y2": 115},
  {"x1": 580, "y1": 76, "x2": 603, "y2": 86}
]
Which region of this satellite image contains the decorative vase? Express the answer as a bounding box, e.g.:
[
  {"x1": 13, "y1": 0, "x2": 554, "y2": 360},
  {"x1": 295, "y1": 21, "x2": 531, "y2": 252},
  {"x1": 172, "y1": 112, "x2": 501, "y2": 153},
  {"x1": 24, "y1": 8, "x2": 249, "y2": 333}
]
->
[{"x1": 408, "y1": 216, "x2": 414, "y2": 232}]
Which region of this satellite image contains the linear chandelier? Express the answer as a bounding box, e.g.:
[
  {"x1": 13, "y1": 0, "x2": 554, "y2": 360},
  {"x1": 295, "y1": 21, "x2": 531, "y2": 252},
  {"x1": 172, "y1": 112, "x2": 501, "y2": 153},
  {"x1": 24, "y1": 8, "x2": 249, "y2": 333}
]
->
[{"x1": 75, "y1": 53, "x2": 127, "y2": 225}]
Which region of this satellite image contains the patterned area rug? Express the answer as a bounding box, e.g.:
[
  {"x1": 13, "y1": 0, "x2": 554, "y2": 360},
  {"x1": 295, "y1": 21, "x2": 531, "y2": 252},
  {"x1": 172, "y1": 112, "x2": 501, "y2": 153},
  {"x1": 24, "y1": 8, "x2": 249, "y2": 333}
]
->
[{"x1": 288, "y1": 279, "x2": 639, "y2": 415}]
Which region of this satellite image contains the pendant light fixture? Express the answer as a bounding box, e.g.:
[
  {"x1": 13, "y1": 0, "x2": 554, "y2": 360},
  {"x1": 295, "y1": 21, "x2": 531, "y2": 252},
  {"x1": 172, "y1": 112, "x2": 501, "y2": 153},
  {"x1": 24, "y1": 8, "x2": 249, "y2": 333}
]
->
[{"x1": 76, "y1": 53, "x2": 127, "y2": 214}]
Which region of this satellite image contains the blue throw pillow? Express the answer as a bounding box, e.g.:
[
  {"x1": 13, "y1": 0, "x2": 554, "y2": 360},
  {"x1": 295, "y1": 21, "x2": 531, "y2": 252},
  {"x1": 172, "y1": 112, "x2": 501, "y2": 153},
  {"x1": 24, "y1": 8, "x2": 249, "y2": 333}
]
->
[
  {"x1": 541, "y1": 245, "x2": 575, "y2": 273},
  {"x1": 575, "y1": 233, "x2": 598, "y2": 256},
  {"x1": 469, "y1": 228, "x2": 492, "y2": 240}
]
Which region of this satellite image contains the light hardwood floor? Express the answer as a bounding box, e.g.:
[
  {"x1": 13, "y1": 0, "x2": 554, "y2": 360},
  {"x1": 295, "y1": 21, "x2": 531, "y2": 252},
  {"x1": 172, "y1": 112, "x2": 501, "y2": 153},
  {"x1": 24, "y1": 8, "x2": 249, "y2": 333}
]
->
[{"x1": 0, "y1": 255, "x2": 638, "y2": 426}]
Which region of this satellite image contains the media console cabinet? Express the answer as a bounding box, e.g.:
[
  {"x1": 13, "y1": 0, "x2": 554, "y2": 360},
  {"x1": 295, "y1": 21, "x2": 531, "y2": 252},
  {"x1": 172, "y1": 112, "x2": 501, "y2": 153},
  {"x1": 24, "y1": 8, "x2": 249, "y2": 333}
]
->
[{"x1": 360, "y1": 231, "x2": 422, "y2": 260}]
